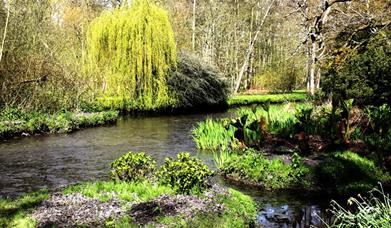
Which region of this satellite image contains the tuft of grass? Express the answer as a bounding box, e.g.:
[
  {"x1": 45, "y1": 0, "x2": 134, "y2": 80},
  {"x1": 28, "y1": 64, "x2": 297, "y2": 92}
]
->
[
  {"x1": 63, "y1": 181, "x2": 174, "y2": 203},
  {"x1": 328, "y1": 185, "x2": 391, "y2": 228},
  {"x1": 192, "y1": 103, "x2": 313, "y2": 150},
  {"x1": 227, "y1": 92, "x2": 307, "y2": 106}
]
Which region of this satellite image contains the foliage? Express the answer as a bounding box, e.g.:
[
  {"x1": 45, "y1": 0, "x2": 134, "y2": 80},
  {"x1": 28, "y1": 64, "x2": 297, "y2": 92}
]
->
[
  {"x1": 0, "y1": 108, "x2": 118, "y2": 138},
  {"x1": 193, "y1": 103, "x2": 312, "y2": 150},
  {"x1": 216, "y1": 150, "x2": 312, "y2": 189},
  {"x1": 110, "y1": 152, "x2": 156, "y2": 183},
  {"x1": 157, "y1": 152, "x2": 213, "y2": 194},
  {"x1": 167, "y1": 51, "x2": 229, "y2": 109},
  {"x1": 63, "y1": 181, "x2": 174, "y2": 203},
  {"x1": 87, "y1": 0, "x2": 177, "y2": 110},
  {"x1": 364, "y1": 104, "x2": 391, "y2": 155},
  {"x1": 328, "y1": 185, "x2": 391, "y2": 228},
  {"x1": 315, "y1": 151, "x2": 391, "y2": 195},
  {"x1": 227, "y1": 92, "x2": 307, "y2": 106},
  {"x1": 252, "y1": 60, "x2": 301, "y2": 93},
  {"x1": 0, "y1": 1, "x2": 95, "y2": 112},
  {"x1": 323, "y1": 31, "x2": 391, "y2": 107}
]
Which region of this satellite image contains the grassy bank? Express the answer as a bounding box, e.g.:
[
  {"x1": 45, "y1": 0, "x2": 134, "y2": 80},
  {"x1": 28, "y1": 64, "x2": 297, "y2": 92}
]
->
[
  {"x1": 0, "y1": 108, "x2": 119, "y2": 139},
  {"x1": 0, "y1": 152, "x2": 257, "y2": 227},
  {"x1": 227, "y1": 91, "x2": 307, "y2": 106}
]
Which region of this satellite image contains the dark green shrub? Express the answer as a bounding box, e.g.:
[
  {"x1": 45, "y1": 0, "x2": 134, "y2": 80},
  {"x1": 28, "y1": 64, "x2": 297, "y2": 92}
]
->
[
  {"x1": 168, "y1": 51, "x2": 229, "y2": 109},
  {"x1": 157, "y1": 152, "x2": 213, "y2": 194},
  {"x1": 110, "y1": 152, "x2": 156, "y2": 182},
  {"x1": 322, "y1": 31, "x2": 391, "y2": 107}
]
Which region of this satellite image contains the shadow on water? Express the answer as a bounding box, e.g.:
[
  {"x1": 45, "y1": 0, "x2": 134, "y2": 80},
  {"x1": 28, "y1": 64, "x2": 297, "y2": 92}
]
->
[{"x1": 0, "y1": 110, "x2": 334, "y2": 226}]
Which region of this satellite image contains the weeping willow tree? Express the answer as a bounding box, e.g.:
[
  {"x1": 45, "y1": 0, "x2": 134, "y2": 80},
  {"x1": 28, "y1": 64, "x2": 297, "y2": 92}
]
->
[{"x1": 86, "y1": 0, "x2": 176, "y2": 110}]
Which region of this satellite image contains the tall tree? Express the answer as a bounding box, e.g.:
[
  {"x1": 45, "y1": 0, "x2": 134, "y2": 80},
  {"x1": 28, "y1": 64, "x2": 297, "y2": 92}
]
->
[{"x1": 87, "y1": 0, "x2": 177, "y2": 110}]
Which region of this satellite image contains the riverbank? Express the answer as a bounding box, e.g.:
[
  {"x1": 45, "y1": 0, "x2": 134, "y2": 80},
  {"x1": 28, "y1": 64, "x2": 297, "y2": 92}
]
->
[
  {"x1": 0, "y1": 109, "x2": 119, "y2": 139},
  {"x1": 0, "y1": 92, "x2": 307, "y2": 140}
]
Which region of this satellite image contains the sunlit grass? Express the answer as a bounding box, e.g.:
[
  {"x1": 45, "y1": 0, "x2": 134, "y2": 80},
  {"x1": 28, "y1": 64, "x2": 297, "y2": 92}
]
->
[
  {"x1": 63, "y1": 181, "x2": 174, "y2": 203},
  {"x1": 227, "y1": 92, "x2": 307, "y2": 106},
  {"x1": 0, "y1": 190, "x2": 49, "y2": 227}
]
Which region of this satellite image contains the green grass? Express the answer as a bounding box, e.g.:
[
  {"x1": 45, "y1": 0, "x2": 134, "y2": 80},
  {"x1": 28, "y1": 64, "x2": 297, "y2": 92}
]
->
[
  {"x1": 0, "y1": 190, "x2": 49, "y2": 227},
  {"x1": 0, "y1": 108, "x2": 119, "y2": 138},
  {"x1": 227, "y1": 92, "x2": 307, "y2": 106},
  {"x1": 315, "y1": 151, "x2": 391, "y2": 195},
  {"x1": 63, "y1": 181, "x2": 174, "y2": 203}
]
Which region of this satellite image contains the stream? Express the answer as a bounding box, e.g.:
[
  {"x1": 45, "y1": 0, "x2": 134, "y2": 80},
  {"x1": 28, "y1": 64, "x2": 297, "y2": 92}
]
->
[{"x1": 0, "y1": 111, "x2": 333, "y2": 227}]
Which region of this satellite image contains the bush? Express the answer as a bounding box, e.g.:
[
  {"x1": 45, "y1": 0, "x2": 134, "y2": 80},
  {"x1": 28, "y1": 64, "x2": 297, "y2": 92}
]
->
[
  {"x1": 168, "y1": 51, "x2": 229, "y2": 109},
  {"x1": 157, "y1": 152, "x2": 213, "y2": 194},
  {"x1": 322, "y1": 31, "x2": 391, "y2": 107},
  {"x1": 110, "y1": 152, "x2": 156, "y2": 182}
]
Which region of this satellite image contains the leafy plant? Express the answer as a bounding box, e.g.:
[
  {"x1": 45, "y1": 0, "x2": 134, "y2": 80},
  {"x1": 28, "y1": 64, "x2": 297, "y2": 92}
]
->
[
  {"x1": 217, "y1": 150, "x2": 311, "y2": 189},
  {"x1": 110, "y1": 152, "x2": 156, "y2": 182},
  {"x1": 157, "y1": 152, "x2": 213, "y2": 194},
  {"x1": 192, "y1": 118, "x2": 237, "y2": 150}
]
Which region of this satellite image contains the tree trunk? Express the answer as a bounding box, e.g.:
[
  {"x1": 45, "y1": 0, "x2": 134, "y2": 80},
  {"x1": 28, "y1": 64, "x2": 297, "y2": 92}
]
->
[{"x1": 309, "y1": 35, "x2": 316, "y2": 95}]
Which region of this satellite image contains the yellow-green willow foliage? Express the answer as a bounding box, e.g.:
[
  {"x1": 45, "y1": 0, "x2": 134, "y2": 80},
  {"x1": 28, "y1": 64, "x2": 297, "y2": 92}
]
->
[{"x1": 86, "y1": 0, "x2": 176, "y2": 110}]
